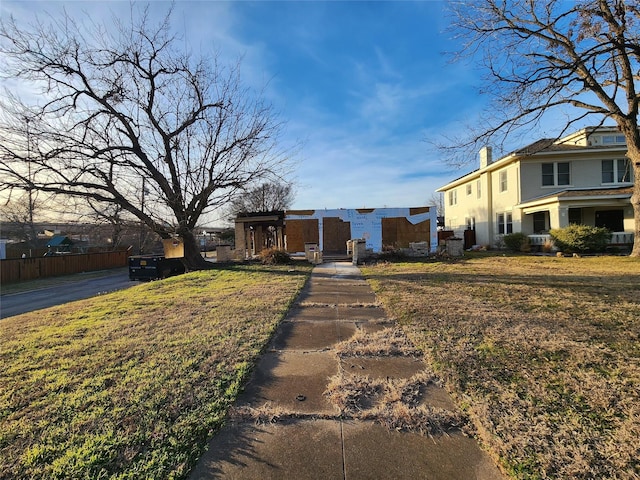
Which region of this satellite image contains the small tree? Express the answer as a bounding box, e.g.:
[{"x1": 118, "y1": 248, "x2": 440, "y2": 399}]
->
[
  {"x1": 0, "y1": 6, "x2": 292, "y2": 270},
  {"x1": 503, "y1": 232, "x2": 530, "y2": 252}
]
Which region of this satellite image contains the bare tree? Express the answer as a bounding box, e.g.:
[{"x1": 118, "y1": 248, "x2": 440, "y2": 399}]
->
[
  {"x1": 446, "y1": 0, "x2": 640, "y2": 256},
  {"x1": 227, "y1": 181, "x2": 294, "y2": 219},
  {"x1": 83, "y1": 201, "x2": 130, "y2": 250},
  {"x1": 426, "y1": 192, "x2": 444, "y2": 218},
  {"x1": 0, "y1": 193, "x2": 39, "y2": 246},
  {"x1": 0, "y1": 5, "x2": 292, "y2": 269}
]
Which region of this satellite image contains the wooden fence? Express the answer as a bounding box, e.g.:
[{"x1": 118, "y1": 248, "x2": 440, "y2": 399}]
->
[{"x1": 1, "y1": 250, "x2": 130, "y2": 284}]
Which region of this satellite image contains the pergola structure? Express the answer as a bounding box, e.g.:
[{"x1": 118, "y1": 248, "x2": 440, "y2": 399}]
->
[{"x1": 234, "y1": 211, "x2": 285, "y2": 259}]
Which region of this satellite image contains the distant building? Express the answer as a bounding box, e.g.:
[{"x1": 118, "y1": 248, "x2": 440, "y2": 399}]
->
[{"x1": 45, "y1": 235, "x2": 73, "y2": 254}]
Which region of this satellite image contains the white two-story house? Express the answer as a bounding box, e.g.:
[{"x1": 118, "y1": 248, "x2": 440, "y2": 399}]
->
[{"x1": 436, "y1": 126, "x2": 635, "y2": 248}]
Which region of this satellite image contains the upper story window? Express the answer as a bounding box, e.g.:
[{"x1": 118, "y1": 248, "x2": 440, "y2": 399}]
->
[
  {"x1": 602, "y1": 159, "x2": 631, "y2": 183},
  {"x1": 542, "y1": 162, "x2": 570, "y2": 186},
  {"x1": 499, "y1": 171, "x2": 508, "y2": 192},
  {"x1": 476, "y1": 180, "x2": 481, "y2": 199},
  {"x1": 448, "y1": 189, "x2": 457, "y2": 206},
  {"x1": 602, "y1": 134, "x2": 626, "y2": 145},
  {"x1": 466, "y1": 184, "x2": 472, "y2": 196}
]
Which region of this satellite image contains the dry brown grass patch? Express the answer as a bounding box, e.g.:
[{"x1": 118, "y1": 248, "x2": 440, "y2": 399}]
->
[
  {"x1": 334, "y1": 327, "x2": 422, "y2": 357},
  {"x1": 362, "y1": 254, "x2": 640, "y2": 479},
  {"x1": 324, "y1": 369, "x2": 464, "y2": 435}
]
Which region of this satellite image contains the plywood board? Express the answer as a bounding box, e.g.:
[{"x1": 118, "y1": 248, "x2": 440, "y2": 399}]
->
[
  {"x1": 409, "y1": 206, "x2": 431, "y2": 215},
  {"x1": 322, "y1": 217, "x2": 351, "y2": 254},
  {"x1": 382, "y1": 218, "x2": 431, "y2": 249},
  {"x1": 162, "y1": 238, "x2": 185, "y2": 258},
  {"x1": 286, "y1": 219, "x2": 319, "y2": 253}
]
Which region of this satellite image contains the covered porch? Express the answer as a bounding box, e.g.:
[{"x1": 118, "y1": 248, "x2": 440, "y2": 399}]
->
[{"x1": 519, "y1": 187, "x2": 634, "y2": 250}]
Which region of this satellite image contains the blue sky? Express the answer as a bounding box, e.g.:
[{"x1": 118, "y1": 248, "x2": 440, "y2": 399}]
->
[{"x1": 2, "y1": 1, "x2": 497, "y2": 222}]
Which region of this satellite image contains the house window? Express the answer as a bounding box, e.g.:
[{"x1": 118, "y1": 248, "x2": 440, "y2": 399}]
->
[
  {"x1": 476, "y1": 180, "x2": 481, "y2": 198},
  {"x1": 542, "y1": 162, "x2": 571, "y2": 186},
  {"x1": 533, "y1": 212, "x2": 546, "y2": 233},
  {"x1": 557, "y1": 162, "x2": 570, "y2": 185},
  {"x1": 466, "y1": 184, "x2": 472, "y2": 196},
  {"x1": 499, "y1": 171, "x2": 508, "y2": 192},
  {"x1": 497, "y1": 212, "x2": 513, "y2": 234},
  {"x1": 602, "y1": 134, "x2": 626, "y2": 145},
  {"x1": 466, "y1": 217, "x2": 475, "y2": 230},
  {"x1": 448, "y1": 189, "x2": 457, "y2": 206},
  {"x1": 602, "y1": 159, "x2": 631, "y2": 183},
  {"x1": 568, "y1": 208, "x2": 582, "y2": 225},
  {"x1": 595, "y1": 209, "x2": 624, "y2": 231}
]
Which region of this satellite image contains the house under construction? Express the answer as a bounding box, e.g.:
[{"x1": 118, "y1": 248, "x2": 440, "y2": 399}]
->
[{"x1": 235, "y1": 207, "x2": 437, "y2": 258}]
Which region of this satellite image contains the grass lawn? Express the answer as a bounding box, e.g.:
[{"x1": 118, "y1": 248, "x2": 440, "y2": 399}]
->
[
  {"x1": 362, "y1": 254, "x2": 640, "y2": 480},
  {"x1": 0, "y1": 263, "x2": 311, "y2": 479}
]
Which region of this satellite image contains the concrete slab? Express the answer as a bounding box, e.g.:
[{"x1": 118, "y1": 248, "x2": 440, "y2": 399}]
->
[
  {"x1": 271, "y1": 321, "x2": 356, "y2": 351},
  {"x1": 309, "y1": 275, "x2": 368, "y2": 284},
  {"x1": 286, "y1": 305, "x2": 337, "y2": 321},
  {"x1": 297, "y1": 286, "x2": 378, "y2": 305},
  {"x1": 342, "y1": 420, "x2": 504, "y2": 480},
  {"x1": 189, "y1": 419, "x2": 344, "y2": 480},
  {"x1": 311, "y1": 262, "x2": 363, "y2": 281},
  {"x1": 341, "y1": 356, "x2": 426, "y2": 379},
  {"x1": 418, "y1": 383, "x2": 458, "y2": 411},
  {"x1": 305, "y1": 281, "x2": 374, "y2": 296},
  {"x1": 335, "y1": 306, "x2": 390, "y2": 322},
  {"x1": 355, "y1": 321, "x2": 393, "y2": 333},
  {"x1": 238, "y1": 351, "x2": 339, "y2": 414},
  {"x1": 289, "y1": 305, "x2": 390, "y2": 323}
]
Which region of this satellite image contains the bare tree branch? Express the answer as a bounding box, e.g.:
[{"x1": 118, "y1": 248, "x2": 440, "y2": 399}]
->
[{"x1": 0, "y1": 5, "x2": 293, "y2": 268}]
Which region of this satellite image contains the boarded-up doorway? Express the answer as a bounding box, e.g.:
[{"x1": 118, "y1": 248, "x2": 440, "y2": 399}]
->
[{"x1": 322, "y1": 217, "x2": 352, "y2": 254}]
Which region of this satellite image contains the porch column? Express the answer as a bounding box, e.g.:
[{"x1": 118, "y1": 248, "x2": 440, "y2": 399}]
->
[
  {"x1": 254, "y1": 227, "x2": 264, "y2": 255},
  {"x1": 235, "y1": 221, "x2": 247, "y2": 259},
  {"x1": 276, "y1": 226, "x2": 284, "y2": 249},
  {"x1": 550, "y1": 206, "x2": 569, "y2": 229}
]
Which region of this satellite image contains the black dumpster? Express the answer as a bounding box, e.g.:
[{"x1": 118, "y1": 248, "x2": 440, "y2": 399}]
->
[{"x1": 129, "y1": 255, "x2": 185, "y2": 281}]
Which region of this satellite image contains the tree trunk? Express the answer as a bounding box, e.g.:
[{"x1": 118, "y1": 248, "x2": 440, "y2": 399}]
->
[
  {"x1": 630, "y1": 167, "x2": 640, "y2": 257},
  {"x1": 177, "y1": 229, "x2": 212, "y2": 270},
  {"x1": 621, "y1": 125, "x2": 640, "y2": 258}
]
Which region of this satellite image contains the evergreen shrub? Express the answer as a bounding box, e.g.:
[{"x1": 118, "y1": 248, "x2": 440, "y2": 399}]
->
[{"x1": 549, "y1": 225, "x2": 611, "y2": 253}]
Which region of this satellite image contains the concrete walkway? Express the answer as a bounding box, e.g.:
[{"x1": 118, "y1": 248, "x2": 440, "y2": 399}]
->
[{"x1": 190, "y1": 262, "x2": 505, "y2": 480}]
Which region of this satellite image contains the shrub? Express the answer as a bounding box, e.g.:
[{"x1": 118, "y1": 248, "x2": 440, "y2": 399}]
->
[
  {"x1": 259, "y1": 247, "x2": 292, "y2": 265},
  {"x1": 503, "y1": 233, "x2": 530, "y2": 252},
  {"x1": 374, "y1": 248, "x2": 409, "y2": 262},
  {"x1": 542, "y1": 239, "x2": 554, "y2": 253},
  {"x1": 549, "y1": 224, "x2": 611, "y2": 253}
]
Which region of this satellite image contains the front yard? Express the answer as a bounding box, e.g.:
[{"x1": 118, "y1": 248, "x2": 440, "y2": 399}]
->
[
  {"x1": 362, "y1": 254, "x2": 640, "y2": 479},
  {"x1": 0, "y1": 264, "x2": 311, "y2": 479},
  {"x1": 2, "y1": 254, "x2": 638, "y2": 479}
]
